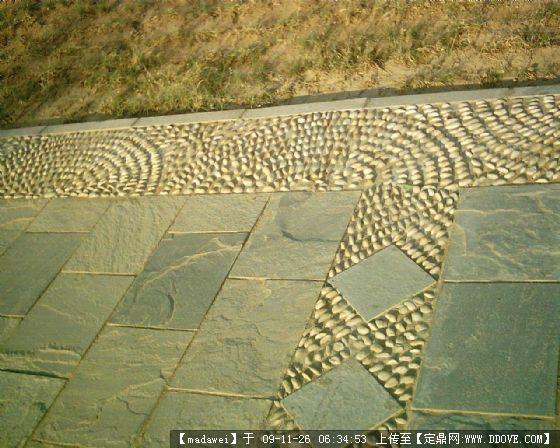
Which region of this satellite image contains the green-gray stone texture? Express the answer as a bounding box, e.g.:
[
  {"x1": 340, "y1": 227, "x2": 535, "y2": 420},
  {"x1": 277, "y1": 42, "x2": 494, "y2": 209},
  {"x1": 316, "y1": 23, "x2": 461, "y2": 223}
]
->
[
  {"x1": 111, "y1": 232, "x2": 245, "y2": 329},
  {"x1": 1, "y1": 90, "x2": 559, "y2": 443},
  {"x1": 0, "y1": 274, "x2": 134, "y2": 377},
  {"x1": 282, "y1": 359, "x2": 401, "y2": 430},
  {"x1": 36, "y1": 326, "x2": 192, "y2": 447},
  {"x1": 444, "y1": 184, "x2": 560, "y2": 281},
  {"x1": 172, "y1": 278, "x2": 323, "y2": 397},
  {"x1": 330, "y1": 244, "x2": 434, "y2": 321},
  {"x1": 230, "y1": 191, "x2": 360, "y2": 279},
  {"x1": 414, "y1": 282, "x2": 560, "y2": 416}
]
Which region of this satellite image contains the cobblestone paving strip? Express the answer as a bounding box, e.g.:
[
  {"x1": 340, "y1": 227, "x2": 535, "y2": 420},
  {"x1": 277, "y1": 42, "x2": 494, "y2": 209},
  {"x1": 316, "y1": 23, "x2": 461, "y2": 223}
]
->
[
  {"x1": 1, "y1": 95, "x2": 558, "y2": 198},
  {"x1": 268, "y1": 285, "x2": 437, "y2": 430},
  {"x1": 329, "y1": 185, "x2": 459, "y2": 279}
]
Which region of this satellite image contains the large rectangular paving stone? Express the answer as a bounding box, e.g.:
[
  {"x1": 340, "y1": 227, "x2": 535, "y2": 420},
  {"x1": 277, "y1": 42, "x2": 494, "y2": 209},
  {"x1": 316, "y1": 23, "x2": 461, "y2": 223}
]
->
[
  {"x1": 172, "y1": 278, "x2": 322, "y2": 397},
  {"x1": 409, "y1": 411, "x2": 557, "y2": 430},
  {"x1": 25, "y1": 441, "x2": 61, "y2": 447},
  {"x1": 0, "y1": 316, "x2": 20, "y2": 343},
  {"x1": 0, "y1": 371, "x2": 65, "y2": 448},
  {"x1": 140, "y1": 392, "x2": 271, "y2": 446},
  {"x1": 112, "y1": 233, "x2": 245, "y2": 330},
  {"x1": 0, "y1": 198, "x2": 47, "y2": 230},
  {"x1": 64, "y1": 196, "x2": 186, "y2": 274},
  {"x1": 169, "y1": 193, "x2": 269, "y2": 233},
  {"x1": 445, "y1": 184, "x2": 560, "y2": 281},
  {"x1": 27, "y1": 197, "x2": 111, "y2": 232},
  {"x1": 0, "y1": 274, "x2": 134, "y2": 377},
  {"x1": 0, "y1": 233, "x2": 83, "y2": 315},
  {"x1": 36, "y1": 326, "x2": 193, "y2": 448},
  {"x1": 413, "y1": 282, "x2": 560, "y2": 417},
  {"x1": 0, "y1": 229, "x2": 21, "y2": 256},
  {"x1": 230, "y1": 191, "x2": 360, "y2": 279}
]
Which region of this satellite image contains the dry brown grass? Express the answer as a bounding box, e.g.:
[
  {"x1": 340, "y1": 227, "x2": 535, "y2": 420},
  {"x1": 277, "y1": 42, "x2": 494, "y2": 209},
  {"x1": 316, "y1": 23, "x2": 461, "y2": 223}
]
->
[{"x1": 1, "y1": 0, "x2": 560, "y2": 128}]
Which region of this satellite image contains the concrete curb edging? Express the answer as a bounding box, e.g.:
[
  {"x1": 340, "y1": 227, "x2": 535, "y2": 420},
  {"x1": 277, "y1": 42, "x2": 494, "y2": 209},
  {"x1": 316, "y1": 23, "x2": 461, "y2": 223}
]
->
[
  {"x1": 133, "y1": 108, "x2": 244, "y2": 127},
  {"x1": 41, "y1": 118, "x2": 138, "y2": 136},
  {"x1": 240, "y1": 98, "x2": 368, "y2": 119},
  {"x1": 0, "y1": 126, "x2": 47, "y2": 138},
  {"x1": 364, "y1": 84, "x2": 560, "y2": 109},
  {"x1": 1, "y1": 84, "x2": 559, "y2": 139}
]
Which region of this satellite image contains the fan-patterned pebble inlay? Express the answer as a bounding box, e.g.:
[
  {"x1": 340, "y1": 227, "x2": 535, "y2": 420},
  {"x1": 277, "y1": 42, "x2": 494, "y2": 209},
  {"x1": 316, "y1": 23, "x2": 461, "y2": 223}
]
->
[
  {"x1": 330, "y1": 185, "x2": 459, "y2": 278},
  {"x1": 1, "y1": 95, "x2": 559, "y2": 198}
]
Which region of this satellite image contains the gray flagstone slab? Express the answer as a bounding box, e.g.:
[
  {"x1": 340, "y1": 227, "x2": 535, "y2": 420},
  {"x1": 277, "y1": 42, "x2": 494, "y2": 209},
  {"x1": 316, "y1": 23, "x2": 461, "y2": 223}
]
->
[
  {"x1": 413, "y1": 282, "x2": 560, "y2": 417},
  {"x1": 230, "y1": 191, "x2": 360, "y2": 280},
  {"x1": 64, "y1": 196, "x2": 186, "y2": 274},
  {"x1": 112, "y1": 232, "x2": 245, "y2": 330},
  {"x1": 0, "y1": 274, "x2": 134, "y2": 377},
  {"x1": 0, "y1": 232, "x2": 83, "y2": 315},
  {"x1": 172, "y1": 278, "x2": 321, "y2": 397},
  {"x1": 36, "y1": 326, "x2": 193, "y2": 447}
]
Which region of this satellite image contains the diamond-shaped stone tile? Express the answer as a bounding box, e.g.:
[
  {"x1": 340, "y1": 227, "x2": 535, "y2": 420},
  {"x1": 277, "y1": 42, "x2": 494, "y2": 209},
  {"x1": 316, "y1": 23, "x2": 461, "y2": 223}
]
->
[
  {"x1": 330, "y1": 245, "x2": 434, "y2": 321},
  {"x1": 282, "y1": 359, "x2": 401, "y2": 430}
]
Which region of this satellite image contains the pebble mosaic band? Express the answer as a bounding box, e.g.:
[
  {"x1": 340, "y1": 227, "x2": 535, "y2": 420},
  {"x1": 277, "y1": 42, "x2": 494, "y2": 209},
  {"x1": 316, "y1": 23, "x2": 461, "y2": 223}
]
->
[{"x1": 1, "y1": 87, "x2": 558, "y2": 199}]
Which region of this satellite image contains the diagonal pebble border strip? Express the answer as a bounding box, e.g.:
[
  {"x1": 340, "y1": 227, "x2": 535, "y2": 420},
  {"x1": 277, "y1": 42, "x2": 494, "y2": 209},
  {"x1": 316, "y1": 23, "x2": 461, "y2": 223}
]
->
[{"x1": 1, "y1": 84, "x2": 559, "y2": 199}]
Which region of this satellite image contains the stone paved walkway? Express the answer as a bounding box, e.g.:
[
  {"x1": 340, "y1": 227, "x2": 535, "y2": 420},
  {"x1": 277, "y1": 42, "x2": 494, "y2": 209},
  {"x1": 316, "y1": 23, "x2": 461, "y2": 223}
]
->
[{"x1": 0, "y1": 89, "x2": 559, "y2": 447}]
